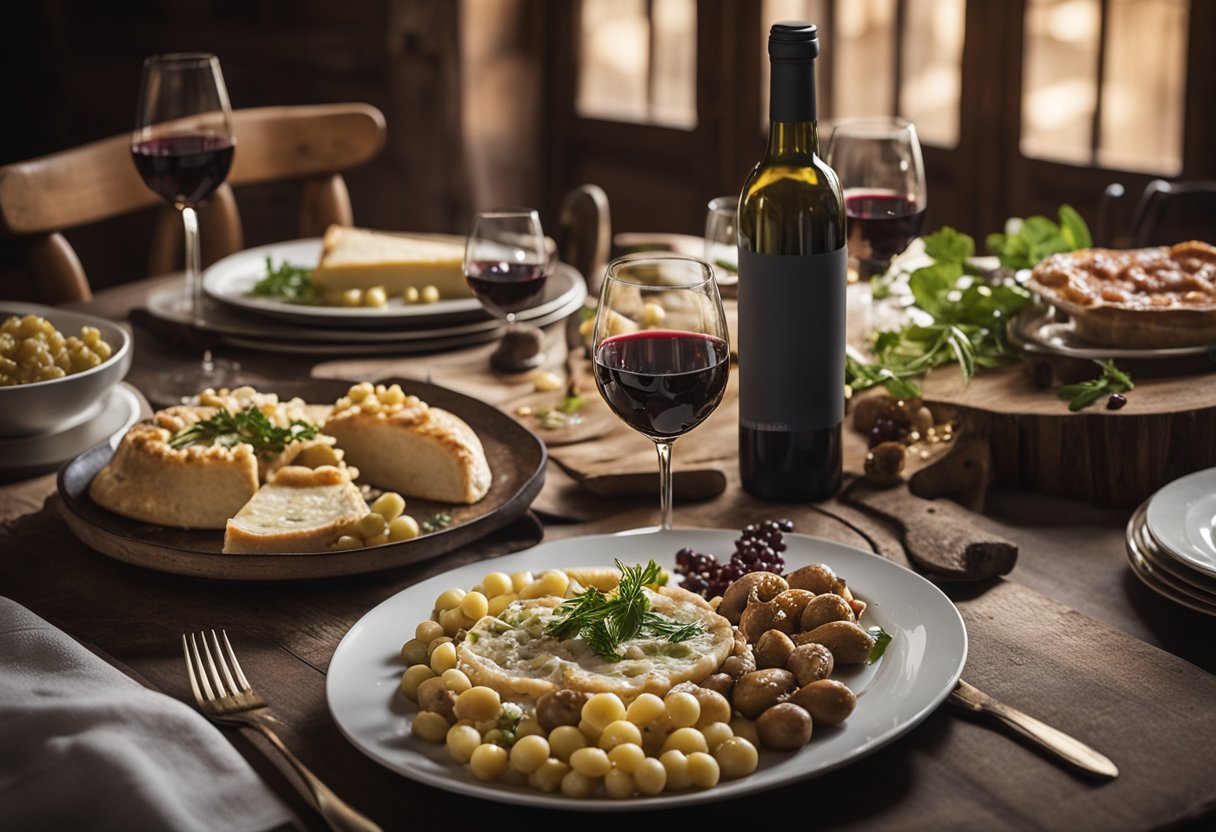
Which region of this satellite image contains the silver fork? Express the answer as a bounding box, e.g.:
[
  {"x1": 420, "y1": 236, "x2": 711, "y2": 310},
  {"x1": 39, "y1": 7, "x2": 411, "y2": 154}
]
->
[{"x1": 183, "y1": 630, "x2": 382, "y2": 832}]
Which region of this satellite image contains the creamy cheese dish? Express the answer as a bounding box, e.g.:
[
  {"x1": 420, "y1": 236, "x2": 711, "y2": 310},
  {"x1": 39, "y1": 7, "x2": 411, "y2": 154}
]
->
[{"x1": 457, "y1": 587, "x2": 735, "y2": 701}]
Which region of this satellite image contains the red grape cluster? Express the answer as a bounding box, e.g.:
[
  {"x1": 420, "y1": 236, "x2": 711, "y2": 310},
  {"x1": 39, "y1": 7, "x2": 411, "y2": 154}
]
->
[{"x1": 674, "y1": 519, "x2": 794, "y2": 598}]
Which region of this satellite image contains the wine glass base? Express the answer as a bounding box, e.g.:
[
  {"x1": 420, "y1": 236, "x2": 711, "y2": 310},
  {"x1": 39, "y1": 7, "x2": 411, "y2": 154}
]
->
[
  {"x1": 143, "y1": 356, "x2": 246, "y2": 408},
  {"x1": 489, "y1": 325, "x2": 546, "y2": 373}
]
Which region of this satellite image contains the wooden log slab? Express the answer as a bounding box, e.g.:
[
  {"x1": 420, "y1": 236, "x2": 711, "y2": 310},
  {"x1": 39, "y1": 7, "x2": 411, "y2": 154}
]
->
[{"x1": 915, "y1": 362, "x2": 1216, "y2": 508}]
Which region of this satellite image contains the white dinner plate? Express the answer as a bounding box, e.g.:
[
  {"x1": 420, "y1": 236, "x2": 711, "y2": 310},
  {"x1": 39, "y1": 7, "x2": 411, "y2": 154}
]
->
[
  {"x1": 0, "y1": 383, "x2": 144, "y2": 480},
  {"x1": 1145, "y1": 468, "x2": 1216, "y2": 579},
  {"x1": 1126, "y1": 502, "x2": 1216, "y2": 617},
  {"x1": 218, "y1": 285, "x2": 587, "y2": 356},
  {"x1": 326, "y1": 528, "x2": 968, "y2": 810},
  {"x1": 203, "y1": 237, "x2": 488, "y2": 324}
]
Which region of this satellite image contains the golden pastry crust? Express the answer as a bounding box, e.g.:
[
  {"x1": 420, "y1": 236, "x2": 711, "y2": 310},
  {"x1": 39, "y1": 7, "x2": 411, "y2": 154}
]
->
[
  {"x1": 88, "y1": 421, "x2": 259, "y2": 530},
  {"x1": 1030, "y1": 242, "x2": 1216, "y2": 348},
  {"x1": 323, "y1": 383, "x2": 491, "y2": 504},
  {"x1": 456, "y1": 587, "x2": 734, "y2": 702}
]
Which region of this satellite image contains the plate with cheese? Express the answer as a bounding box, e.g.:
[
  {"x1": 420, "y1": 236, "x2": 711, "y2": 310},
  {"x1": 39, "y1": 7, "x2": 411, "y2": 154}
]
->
[
  {"x1": 203, "y1": 228, "x2": 578, "y2": 327},
  {"x1": 56, "y1": 376, "x2": 546, "y2": 580}
]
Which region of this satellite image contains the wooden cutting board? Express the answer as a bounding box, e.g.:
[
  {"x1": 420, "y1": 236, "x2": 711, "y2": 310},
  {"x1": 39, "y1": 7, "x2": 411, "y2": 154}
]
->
[{"x1": 913, "y1": 362, "x2": 1216, "y2": 508}]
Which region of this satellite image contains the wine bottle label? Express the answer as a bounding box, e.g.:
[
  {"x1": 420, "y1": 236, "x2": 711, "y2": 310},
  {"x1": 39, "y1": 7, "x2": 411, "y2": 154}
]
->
[{"x1": 737, "y1": 246, "x2": 847, "y2": 432}]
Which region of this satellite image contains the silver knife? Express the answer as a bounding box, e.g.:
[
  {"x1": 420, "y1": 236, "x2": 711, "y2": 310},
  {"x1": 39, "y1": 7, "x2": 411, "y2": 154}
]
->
[{"x1": 948, "y1": 679, "x2": 1119, "y2": 779}]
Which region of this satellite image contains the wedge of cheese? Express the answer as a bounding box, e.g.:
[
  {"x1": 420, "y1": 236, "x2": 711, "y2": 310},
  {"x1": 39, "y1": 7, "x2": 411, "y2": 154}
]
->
[
  {"x1": 223, "y1": 465, "x2": 369, "y2": 554},
  {"x1": 310, "y1": 225, "x2": 470, "y2": 299}
]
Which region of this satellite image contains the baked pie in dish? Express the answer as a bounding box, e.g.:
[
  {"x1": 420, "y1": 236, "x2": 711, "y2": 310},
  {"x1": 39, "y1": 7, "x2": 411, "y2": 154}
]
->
[{"x1": 1028, "y1": 241, "x2": 1216, "y2": 349}]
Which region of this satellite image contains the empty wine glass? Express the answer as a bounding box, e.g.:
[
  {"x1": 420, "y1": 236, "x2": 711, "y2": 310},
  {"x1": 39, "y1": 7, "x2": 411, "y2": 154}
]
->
[
  {"x1": 704, "y1": 196, "x2": 738, "y2": 282},
  {"x1": 132, "y1": 52, "x2": 241, "y2": 401},
  {"x1": 464, "y1": 209, "x2": 550, "y2": 371},
  {"x1": 826, "y1": 118, "x2": 927, "y2": 280},
  {"x1": 591, "y1": 255, "x2": 729, "y2": 531}
]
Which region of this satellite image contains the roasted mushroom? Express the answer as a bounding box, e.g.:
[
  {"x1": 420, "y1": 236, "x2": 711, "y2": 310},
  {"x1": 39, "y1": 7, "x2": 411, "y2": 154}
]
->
[
  {"x1": 788, "y1": 679, "x2": 856, "y2": 726},
  {"x1": 799, "y1": 593, "x2": 856, "y2": 631},
  {"x1": 755, "y1": 702, "x2": 814, "y2": 750},
  {"x1": 753, "y1": 629, "x2": 796, "y2": 670},
  {"x1": 718, "y1": 572, "x2": 788, "y2": 625},
  {"x1": 732, "y1": 669, "x2": 796, "y2": 720},
  {"x1": 786, "y1": 642, "x2": 835, "y2": 687},
  {"x1": 535, "y1": 688, "x2": 591, "y2": 732},
  {"x1": 802, "y1": 621, "x2": 876, "y2": 665}
]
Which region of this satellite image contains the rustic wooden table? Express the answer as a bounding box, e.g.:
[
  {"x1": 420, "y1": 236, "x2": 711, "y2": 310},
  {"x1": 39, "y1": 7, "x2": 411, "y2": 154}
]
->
[{"x1": 2, "y1": 277, "x2": 1214, "y2": 830}]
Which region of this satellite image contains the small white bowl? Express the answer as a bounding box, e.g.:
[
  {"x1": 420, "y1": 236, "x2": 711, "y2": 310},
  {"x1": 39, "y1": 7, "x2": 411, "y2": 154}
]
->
[{"x1": 0, "y1": 303, "x2": 132, "y2": 438}]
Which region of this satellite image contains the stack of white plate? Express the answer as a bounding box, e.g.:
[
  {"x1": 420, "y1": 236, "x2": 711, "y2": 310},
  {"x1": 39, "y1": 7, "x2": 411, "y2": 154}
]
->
[
  {"x1": 1126, "y1": 468, "x2": 1216, "y2": 617},
  {"x1": 146, "y1": 238, "x2": 587, "y2": 356}
]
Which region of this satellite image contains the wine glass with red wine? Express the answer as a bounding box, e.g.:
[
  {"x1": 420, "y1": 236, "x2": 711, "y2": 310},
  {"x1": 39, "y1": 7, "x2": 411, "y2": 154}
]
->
[
  {"x1": 132, "y1": 52, "x2": 240, "y2": 401},
  {"x1": 826, "y1": 118, "x2": 927, "y2": 280},
  {"x1": 464, "y1": 209, "x2": 550, "y2": 371},
  {"x1": 592, "y1": 255, "x2": 730, "y2": 531}
]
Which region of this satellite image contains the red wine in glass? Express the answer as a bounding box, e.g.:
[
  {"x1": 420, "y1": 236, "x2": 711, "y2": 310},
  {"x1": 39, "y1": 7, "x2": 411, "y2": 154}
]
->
[
  {"x1": 464, "y1": 260, "x2": 548, "y2": 317},
  {"x1": 593, "y1": 330, "x2": 730, "y2": 440},
  {"x1": 845, "y1": 192, "x2": 926, "y2": 275},
  {"x1": 131, "y1": 132, "x2": 234, "y2": 206}
]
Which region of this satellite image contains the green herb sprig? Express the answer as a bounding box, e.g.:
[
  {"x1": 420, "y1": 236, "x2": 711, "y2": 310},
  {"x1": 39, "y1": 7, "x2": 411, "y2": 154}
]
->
[
  {"x1": 252, "y1": 257, "x2": 318, "y2": 304},
  {"x1": 169, "y1": 407, "x2": 320, "y2": 459},
  {"x1": 421, "y1": 512, "x2": 453, "y2": 533},
  {"x1": 1056, "y1": 361, "x2": 1134, "y2": 411},
  {"x1": 867, "y1": 625, "x2": 893, "y2": 663},
  {"x1": 544, "y1": 560, "x2": 702, "y2": 661}
]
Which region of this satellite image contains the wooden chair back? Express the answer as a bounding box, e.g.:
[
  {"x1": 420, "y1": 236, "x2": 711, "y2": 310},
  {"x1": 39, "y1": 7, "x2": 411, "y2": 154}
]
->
[
  {"x1": 0, "y1": 103, "x2": 385, "y2": 303},
  {"x1": 1127, "y1": 179, "x2": 1216, "y2": 247},
  {"x1": 556, "y1": 184, "x2": 611, "y2": 294}
]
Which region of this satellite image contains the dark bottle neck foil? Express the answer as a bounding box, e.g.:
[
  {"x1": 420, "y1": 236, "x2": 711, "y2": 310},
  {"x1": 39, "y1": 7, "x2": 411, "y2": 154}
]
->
[{"x1": 767, "y1": 22, "x2": 819, "y2": 124}]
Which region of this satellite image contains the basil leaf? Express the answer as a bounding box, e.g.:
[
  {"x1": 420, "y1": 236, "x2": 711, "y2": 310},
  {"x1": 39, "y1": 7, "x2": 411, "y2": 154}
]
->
[
  {"x1": 867, "y1": 626, "x2": 893, "y2": 663},
  {"x1": 922, "y1": 226, "x2": 974, "y2": 264},
  {"x1": 1058, "y1": 204, "x2": 1093, "y2": 250}
]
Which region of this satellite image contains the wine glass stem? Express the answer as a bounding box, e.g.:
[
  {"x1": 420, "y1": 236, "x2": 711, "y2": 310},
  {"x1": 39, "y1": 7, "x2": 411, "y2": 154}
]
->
[
  {"x1": 655, "y1": 440, "x2": 674, "y2": 531},
  {"x1": 181, "y1": 204, "x2": 203, "y2": 327}
]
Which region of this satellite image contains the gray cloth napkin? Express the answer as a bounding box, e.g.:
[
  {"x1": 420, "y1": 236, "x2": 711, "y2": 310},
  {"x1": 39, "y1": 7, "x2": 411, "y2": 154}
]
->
[{"x1": 0, "y1": 597, "x2": 294, "y2": 832}]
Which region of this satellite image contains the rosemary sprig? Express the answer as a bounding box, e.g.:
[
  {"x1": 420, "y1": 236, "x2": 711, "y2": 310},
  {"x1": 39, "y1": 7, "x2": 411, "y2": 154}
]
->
[
  {"x1": 544, "y1": 560, "x2": 702, "y2": 661},
  {"x1": 169, "y1": 407, "x2": 319, "y2": 459}
]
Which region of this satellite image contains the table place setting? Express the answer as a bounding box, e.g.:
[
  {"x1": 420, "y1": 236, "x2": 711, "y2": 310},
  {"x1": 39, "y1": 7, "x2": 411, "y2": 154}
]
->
[{"x1": 2, "y1": 19, "x2": 1216, "y2": 831}]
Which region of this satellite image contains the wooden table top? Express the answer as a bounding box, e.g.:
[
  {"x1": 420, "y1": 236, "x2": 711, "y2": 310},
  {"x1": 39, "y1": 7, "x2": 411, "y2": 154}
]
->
[{"x1": 2, "y1": 276, "x2": 1215, "y2": 830}]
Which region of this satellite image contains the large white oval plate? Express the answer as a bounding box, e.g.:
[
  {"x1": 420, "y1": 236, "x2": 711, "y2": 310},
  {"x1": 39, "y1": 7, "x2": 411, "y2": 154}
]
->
[{"x1": 326, "y1": 528, "x2": 967, "y2": 810}]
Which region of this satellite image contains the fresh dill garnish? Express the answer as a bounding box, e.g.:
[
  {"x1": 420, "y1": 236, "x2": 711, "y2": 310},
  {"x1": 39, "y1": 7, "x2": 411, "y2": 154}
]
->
[
  {"x1": 169, "y1": 407, "x2": 319, "y2": 459},
  {"x1": 421, "y1": 512, "x2": 453, "y2": 533},
  {"x1": 544, "y1": 559, "x2": 704, "y2": 661},
  {"x1": 252, "y1": 257, "x2": 318, "y2": 304}
]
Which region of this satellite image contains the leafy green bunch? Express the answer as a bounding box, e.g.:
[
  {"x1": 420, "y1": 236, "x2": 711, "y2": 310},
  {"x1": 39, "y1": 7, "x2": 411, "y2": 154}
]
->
[
  {"x1": 847, "y1": 226, "x2": 1035, "y2": 398},
  {"x1": 544, "y1": 560, "x2": 702, "y2": 661},
  {"x1": 987, "y1": 205, "x2": 1093, "y2": 271}
]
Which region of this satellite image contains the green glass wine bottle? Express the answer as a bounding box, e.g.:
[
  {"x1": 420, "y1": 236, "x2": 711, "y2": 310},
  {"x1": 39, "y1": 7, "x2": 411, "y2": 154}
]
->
[{"x1": 737, "y1": 22, "x2": 846, "y2": 502}]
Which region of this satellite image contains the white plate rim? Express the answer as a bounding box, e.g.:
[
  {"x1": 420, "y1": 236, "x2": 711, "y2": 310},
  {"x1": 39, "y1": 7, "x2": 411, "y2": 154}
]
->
[
  {"x1": 325, "y1": 527, "x2": 968, "y2": 810},
  {"x1": 1145, "y1": 467, "x2": 1216, "y2": 578},
  {"x1": 1126, "y1": 504, "x2": 1216, "y2": 616}
]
